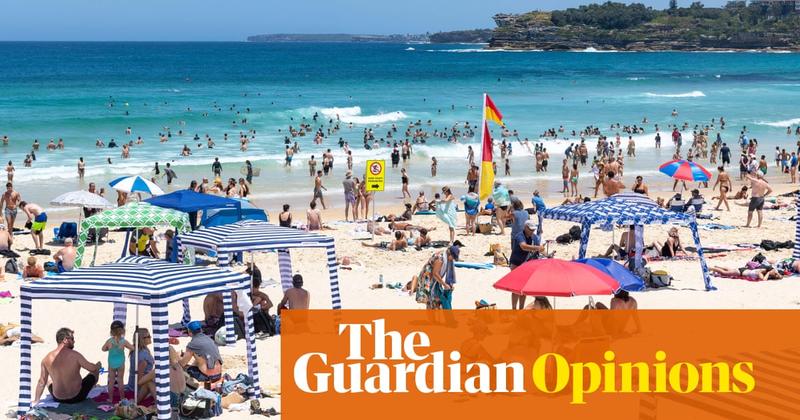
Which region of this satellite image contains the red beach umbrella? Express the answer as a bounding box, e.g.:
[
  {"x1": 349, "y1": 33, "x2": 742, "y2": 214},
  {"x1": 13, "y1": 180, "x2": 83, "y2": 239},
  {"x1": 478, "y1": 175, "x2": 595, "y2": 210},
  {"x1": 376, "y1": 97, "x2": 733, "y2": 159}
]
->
[
  {"x1": 658, "y1": 159, "x2": 713, "y2": 182},
  {"x1": 493, "y1": 259, "x2": 620, "y2": 297}
]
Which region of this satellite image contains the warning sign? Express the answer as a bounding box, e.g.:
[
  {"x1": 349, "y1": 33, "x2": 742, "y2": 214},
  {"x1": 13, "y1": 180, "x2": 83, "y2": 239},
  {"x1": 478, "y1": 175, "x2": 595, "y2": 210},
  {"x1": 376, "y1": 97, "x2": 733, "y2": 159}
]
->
[{"x1": 365, "y1": 160, "x2": 385, "y2": 192}]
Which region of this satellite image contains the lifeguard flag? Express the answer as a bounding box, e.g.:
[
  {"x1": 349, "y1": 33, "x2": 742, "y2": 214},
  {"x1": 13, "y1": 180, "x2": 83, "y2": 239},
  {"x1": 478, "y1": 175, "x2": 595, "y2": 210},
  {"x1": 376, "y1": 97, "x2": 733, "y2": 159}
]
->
[
  {"x1": 479, "y1": 94, "x2": 503, "y2": 200},
  {"x1": 485, "y1": 94, "x2": 504, "y2": 127},
  {"x1": 479, "y1": 121, "x2": 494, "y2": 200}
]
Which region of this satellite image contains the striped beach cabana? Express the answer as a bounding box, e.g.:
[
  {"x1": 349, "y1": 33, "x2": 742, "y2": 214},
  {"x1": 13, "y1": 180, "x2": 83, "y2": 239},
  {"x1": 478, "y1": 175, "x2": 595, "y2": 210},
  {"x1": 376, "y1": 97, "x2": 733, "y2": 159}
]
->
[
  {"x1": 542, "y1": 193, "x2": 715, "y2": 291},
  {"x1": 16, "y1": 257, "x2": 260, "y2": 420},
  {"x1": 177, "y1": 220, "x2": 341, "y2": 344},
  {"x1": 75, "y1": 202, "x2": 191, "y2": 267}
]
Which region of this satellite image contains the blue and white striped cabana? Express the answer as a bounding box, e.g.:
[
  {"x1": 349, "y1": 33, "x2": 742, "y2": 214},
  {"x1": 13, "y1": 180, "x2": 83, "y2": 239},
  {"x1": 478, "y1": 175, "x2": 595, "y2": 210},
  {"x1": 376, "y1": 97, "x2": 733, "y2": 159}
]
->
[
  {"x1": 177, "y1": 220, "x2": 341, "y2": 344},
  {"x1": 542, "y1": 193, "x2": 715, "y2": 291},
  {"x1": 17, "y1": 257, "x2": 261, "y2": 420}
]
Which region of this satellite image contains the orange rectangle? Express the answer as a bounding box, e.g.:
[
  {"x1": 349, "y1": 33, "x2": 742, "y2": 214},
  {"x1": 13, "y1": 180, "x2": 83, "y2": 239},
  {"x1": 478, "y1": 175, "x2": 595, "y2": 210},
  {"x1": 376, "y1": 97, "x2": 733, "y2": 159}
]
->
[{"x1": 281, "y1": 310, "x2": 800, "y2": 419}]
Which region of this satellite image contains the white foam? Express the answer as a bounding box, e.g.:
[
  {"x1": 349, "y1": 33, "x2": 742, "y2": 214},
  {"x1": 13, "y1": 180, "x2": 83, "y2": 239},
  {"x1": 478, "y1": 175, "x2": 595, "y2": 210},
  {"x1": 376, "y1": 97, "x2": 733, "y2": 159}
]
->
[
  {"x1": 644, "y1": 91, "x2": 706, "y2": 98},
  {"x1": 626, "y1": 77, "x2": 647, "y2": 81},
  {"x1": 405, "y1": 47, "x2": 415, "y2": 51},
  {"x1": 573, "y1": 47, "x2": 618, "y2": 53},
  {"x1": 755, "y1": 118, "x2": 800, "y2": 128},
  {"x1": 318, "y1": 106, "x2": 408, "y2": 125}
]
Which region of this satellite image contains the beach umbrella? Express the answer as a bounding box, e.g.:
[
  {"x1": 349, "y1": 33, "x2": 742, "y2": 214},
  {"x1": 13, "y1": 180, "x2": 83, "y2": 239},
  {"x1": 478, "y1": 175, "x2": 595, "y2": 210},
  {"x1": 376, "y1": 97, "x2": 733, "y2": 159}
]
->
[
  {"x1": 50, "y1": 190, "x2": 114, "y2": 209},
  {"x1": 50, "y1": 190, "x2": 115, "y2": 229},
  {"x1": 574, "y1": 258, "x2": 645, "y2": 292},
  {"x1": 658, "y1": 159, "x2": 712, "y2": 182},
  {"x1": 493, "y1": 259, "x2": 620, "y2": 297},
  {"x1": 109, "y1": 175, "x2": 164, "y2": 196}
]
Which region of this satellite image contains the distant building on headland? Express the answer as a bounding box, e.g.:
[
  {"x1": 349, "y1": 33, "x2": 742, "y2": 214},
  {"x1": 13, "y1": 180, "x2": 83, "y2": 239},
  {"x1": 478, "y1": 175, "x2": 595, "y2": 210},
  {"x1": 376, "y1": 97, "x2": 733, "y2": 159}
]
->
[{"x1": 749, "y1": 0, "x2": 800, "y2": 12}]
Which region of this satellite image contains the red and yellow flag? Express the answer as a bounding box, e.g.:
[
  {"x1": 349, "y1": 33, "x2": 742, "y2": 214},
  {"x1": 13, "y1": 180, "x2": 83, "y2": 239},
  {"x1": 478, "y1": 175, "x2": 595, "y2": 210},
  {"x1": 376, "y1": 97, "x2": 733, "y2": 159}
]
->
[
  {"x1": 479, "y1": 94, "x2": 503, "y2": 200},
  {"x1": 484, "y1": 94, "x2": 504, "y2": 127},
  {"x1": 479, "y1": 121, "x2": 494, "y2": 200}
]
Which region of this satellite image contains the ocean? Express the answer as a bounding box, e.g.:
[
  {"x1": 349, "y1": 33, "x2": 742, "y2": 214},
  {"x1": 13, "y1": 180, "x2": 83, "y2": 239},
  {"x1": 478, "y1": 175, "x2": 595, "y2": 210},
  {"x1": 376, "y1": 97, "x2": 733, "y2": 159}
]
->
[{"x1": 1, "y1": 42, "x2": 800, "y2": 211}]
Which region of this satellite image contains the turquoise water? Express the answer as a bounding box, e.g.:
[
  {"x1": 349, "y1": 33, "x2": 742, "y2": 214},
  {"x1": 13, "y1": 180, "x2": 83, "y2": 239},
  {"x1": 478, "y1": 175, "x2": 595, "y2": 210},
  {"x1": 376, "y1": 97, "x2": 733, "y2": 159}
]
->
[{"x1": 1, "y1": 42, "x2": 800, "y2": 209}]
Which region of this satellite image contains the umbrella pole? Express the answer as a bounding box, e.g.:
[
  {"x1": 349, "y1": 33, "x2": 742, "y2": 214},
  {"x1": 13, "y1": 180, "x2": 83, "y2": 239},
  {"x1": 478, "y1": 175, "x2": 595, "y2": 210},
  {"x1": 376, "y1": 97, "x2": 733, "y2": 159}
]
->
[{"x1": 134, "y1": 304, "x2": 139, "y2": 405}]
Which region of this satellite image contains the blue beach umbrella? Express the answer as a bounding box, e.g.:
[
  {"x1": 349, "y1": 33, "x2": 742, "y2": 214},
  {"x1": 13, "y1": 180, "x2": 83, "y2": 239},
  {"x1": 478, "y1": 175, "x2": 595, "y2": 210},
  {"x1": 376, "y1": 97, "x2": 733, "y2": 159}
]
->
[
  {"x1": 575, "y1": 258, "x2": 645, "y2": 292},
  {"x1": 109, "y1": 175, "x2": 165, "y2": 196}
]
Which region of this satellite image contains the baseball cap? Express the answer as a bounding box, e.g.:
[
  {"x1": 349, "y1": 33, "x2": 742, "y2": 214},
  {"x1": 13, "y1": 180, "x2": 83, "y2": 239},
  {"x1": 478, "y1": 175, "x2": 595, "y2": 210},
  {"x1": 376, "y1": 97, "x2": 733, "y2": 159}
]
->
[
  {"x1": 448, "y1": 245, "x2": 460, "y2": 261},
  {"x1": 524, "y1": 220, "x2": 538, "y2": 230},
  {"x1": 187, "y1": 321, "x2": 203, "y2": 333}
]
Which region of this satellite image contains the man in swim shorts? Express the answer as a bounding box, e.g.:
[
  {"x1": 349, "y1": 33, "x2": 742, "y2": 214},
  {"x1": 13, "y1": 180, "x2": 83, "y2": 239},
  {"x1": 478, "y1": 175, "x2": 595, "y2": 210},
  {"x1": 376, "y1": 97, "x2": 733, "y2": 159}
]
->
[
  {"x1": 745, "y1": 172, "x2": 772, "y2": 228},
  {"x1": 33, "y1": 328, "x2": 101, "y2": 406},
  {"x1": 342, "y1": 171, "x2": 356, "y2": 222},
  {"x1": 0, "y1": 182, "x2": 21, "y2": 235},
  {"x1": 20, "y1": 201, "x2": 46, "y2": 250}
]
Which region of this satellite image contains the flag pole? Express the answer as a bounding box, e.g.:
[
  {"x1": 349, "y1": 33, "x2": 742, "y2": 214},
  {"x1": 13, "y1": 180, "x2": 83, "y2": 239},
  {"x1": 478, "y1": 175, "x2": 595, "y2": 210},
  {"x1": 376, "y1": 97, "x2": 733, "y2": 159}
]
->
[{"x1": 476, "y1": 93, "x2": 487, "y2": 196}]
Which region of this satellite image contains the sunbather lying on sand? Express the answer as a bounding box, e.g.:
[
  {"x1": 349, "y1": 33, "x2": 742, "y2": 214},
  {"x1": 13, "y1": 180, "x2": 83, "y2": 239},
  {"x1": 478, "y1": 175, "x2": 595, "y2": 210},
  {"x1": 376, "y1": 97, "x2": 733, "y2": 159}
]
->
[
  {"x1": 0, "y1": 323, "x2": 43, "y2": 345},
  {"x1": 389, "y1": 221, "x2": 435, "y2": 232},
  {"x1": 710, "y1": 265, "x2": 783, "y2": 281}
]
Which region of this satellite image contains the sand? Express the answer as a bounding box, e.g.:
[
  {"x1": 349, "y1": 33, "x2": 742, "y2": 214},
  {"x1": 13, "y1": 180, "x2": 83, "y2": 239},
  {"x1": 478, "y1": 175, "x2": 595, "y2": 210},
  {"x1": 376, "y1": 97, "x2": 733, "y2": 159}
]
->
[{"x1": 1, "y1": 171, "x2": 799, "y2": 419}]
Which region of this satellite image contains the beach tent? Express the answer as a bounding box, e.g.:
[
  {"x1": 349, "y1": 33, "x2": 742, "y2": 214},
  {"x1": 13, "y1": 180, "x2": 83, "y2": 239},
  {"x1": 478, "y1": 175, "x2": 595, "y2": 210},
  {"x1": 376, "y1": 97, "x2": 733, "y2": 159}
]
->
[
  {"x1": 542, "y1": 192, "x2": 715, "y2": 291},
  {"x1": 145, "y1": 189, "x2": 242, "y2": 230},
  {"x1": 201, "y1": 199, "x2": 268, "y2": 228},
  {"x1": 75, "y1": 202, "x2": 191, "y2": 267},
  {"x1": 16, "y1": 257, "x2": 260, "y2": 420},
  {"x1": 794, "y1": 193, "x2": 800, "y2": 259},
  {"x1": 177, "y1": 220, "x2": 341, "y2": 344}
]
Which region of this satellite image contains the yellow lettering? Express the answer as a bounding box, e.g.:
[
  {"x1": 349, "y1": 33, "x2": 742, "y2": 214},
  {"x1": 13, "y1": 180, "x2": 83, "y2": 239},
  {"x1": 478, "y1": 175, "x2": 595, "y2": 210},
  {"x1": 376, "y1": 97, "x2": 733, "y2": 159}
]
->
[
  {"x1": 532, "y1": 353, "x2": 569, "y2": 393},
  {"x1": 732, "y1": 362, "x2": 756, "y2": 393}
]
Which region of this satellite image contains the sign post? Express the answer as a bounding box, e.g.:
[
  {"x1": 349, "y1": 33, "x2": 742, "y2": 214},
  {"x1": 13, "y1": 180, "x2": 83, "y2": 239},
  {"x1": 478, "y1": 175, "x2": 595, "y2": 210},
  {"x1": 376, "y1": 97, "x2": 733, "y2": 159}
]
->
[{"x1": 365, "y1": 160, "x2": 386, "y2": 240}]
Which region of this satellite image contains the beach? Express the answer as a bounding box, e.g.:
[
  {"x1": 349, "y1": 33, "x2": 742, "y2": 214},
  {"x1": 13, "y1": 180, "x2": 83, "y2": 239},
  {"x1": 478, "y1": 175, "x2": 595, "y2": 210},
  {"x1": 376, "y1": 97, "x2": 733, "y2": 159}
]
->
[
  {"x1": 2, "y1": 168, "x2": 800, "y2": 418},
  {"x1": 3, "y1": 42, "x2": 800, "y2": 418}
]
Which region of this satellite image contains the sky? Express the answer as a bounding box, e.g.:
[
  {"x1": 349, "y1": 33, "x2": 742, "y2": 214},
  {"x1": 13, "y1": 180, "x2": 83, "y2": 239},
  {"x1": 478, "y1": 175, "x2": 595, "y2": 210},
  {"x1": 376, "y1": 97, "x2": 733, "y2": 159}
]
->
[{"x1": 1, "y1": 0, "x2": 729, "y2": 41}]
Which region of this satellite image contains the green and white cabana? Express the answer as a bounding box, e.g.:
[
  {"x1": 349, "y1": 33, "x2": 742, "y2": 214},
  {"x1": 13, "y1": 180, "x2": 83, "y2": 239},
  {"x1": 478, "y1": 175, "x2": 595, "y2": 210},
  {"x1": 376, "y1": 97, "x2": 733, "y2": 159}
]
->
[{"x1": 75, "y1": 202, "x2": 190, "y2": 268}]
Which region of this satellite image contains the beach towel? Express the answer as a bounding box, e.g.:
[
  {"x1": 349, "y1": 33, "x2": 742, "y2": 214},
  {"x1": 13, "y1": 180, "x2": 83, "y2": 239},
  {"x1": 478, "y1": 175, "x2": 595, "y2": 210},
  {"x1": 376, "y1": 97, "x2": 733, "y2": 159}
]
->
[
  {"x1": 435, "y1": 199, "x2": 458, "y2": 228},
  {"x1": 712, "y1": 273, "x2": 763, "y2": 282},
  {"x1": 697, "y1": 223, "x2": 736, "y2": 231},
  {"x1": 454, "y1": 262, "x2": 494, "y2": 270},
  {"x1": 644, "y1": 255, "x2": 698, "y2": 262},
  {"x1": 414, "y1": 211, "x2": 436, "y2": 215}
]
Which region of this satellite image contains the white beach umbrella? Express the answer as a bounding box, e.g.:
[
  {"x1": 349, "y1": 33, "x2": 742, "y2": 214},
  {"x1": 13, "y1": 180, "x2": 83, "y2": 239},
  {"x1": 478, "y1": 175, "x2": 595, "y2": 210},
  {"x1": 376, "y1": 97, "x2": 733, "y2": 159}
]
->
[
  {"x1": 50, "y1": 190, "x2": 115, "y2": 229},
  {"x1": 50, "y1": 190, "x2": 114, "y2": 209},
  {"x1": 109, "y1": 175, "x2": 165, "y2": 196}
]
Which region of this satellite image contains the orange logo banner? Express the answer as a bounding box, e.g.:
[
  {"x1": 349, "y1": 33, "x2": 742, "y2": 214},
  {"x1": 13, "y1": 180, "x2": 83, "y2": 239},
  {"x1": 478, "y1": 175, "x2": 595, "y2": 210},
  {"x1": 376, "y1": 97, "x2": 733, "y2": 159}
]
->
[{"x1": 281, "y1": 310, "x2": 800, "y2": 419}]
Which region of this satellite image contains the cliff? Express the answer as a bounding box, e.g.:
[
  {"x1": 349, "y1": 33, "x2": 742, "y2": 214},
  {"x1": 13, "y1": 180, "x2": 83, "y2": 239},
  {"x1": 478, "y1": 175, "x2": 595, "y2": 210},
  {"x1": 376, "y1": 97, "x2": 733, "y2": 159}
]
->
[{"x1": 490, "y1": 3, "x2": 800, "y2": 51}]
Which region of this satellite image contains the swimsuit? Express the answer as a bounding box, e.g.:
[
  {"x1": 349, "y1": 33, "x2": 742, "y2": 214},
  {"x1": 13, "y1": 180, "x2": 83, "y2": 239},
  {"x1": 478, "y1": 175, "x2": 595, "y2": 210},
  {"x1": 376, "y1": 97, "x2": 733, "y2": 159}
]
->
[
  {"x1": 748, "y1": 197, "x2": 765, "y2": 212},
  {"x1": 107, "y1": 337, "x2": 126, "y2": 370},
  {"x1": 32, "y1": 212, "x2": 47, "y2": 232},
  {"x1": 4, "y1": 207, "x2": 17, "y2": 219}
]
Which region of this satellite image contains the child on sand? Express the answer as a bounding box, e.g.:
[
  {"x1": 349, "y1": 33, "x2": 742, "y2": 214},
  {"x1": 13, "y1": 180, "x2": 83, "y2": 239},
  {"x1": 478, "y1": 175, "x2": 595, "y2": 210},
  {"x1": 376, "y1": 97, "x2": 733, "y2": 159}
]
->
[{"x1": 101, "y1": 320, "x2": 134, "y2": 402}]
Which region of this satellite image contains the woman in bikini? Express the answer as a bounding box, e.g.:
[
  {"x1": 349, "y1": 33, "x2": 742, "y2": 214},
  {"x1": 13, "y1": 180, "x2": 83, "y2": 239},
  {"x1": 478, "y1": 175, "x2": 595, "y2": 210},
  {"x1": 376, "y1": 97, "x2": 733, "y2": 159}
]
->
[{"x1": 632, "y1": 176, "x2": 649, "y2": 196}]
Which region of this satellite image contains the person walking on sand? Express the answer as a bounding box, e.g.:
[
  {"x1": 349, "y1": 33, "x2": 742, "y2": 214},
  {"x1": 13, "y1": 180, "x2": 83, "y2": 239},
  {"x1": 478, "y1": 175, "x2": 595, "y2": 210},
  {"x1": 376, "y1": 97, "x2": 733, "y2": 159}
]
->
[
  {"x1": 400, "y1": 168, "x2": 411, "y2": 200},
  {"x1": 20, "y1": 201, "x2": 46, "y2": 250},
  {"x1": 312, "y1": 170, "x2": 327, "y2": 209},
  {"x1": 32, "y1": 328, "x2": 101, "y2": 406},
  {"x1": 1, "y1": 182, "x2": 20, "y2": 234},
  {"x1": 745, "y1": 172, "x2": 772, "y2": 228}
]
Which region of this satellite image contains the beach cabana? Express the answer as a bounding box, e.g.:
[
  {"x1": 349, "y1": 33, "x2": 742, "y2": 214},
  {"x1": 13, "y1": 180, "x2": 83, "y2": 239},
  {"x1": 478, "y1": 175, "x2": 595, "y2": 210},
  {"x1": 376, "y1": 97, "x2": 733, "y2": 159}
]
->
[
  {"x1": 145, "y1": 189, "x2": 242, "y2": 230},
  {"x1": 74, "y1": 202, "x2": 191, "y2": 267},
  {"x1": 201, "y1": 199, "x2": 268, "y2": 228},
  {"x1": 16, "y1": 257, "x2": 260, "y2": 420},
  {"x1": 177, "y1": 220, "x2": 341, "y2": 344},
  {"x1": 541, "y1": 193, "x2": 715, "y2": 291}
]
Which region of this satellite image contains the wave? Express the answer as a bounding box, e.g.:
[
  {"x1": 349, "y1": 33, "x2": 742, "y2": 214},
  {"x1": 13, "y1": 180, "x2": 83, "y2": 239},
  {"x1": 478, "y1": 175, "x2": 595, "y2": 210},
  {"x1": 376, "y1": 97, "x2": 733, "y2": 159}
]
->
[
  {"x1": 405, "y1": 47, "x2": 415, "y2": 51},
  {"x1": 626, "y1": 77, "x2": 647, "y2": 81},
  {"x1": 755, "y1": 118, "x2": 800, "y2": 127},
  {"x1": 644, "y1": 90, "x2": 706, "y2": 98},
  {"x1": 318, "y1": 106, "x2": 408, "y2": 125},
  {"x1": 574, "y1": 47, "x2": 618, "y2": 53}
]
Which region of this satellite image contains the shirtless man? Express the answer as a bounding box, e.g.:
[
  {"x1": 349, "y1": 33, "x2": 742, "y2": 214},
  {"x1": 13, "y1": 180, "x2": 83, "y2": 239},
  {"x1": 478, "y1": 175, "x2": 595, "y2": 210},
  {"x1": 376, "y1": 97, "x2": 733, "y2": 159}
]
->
[
  {"x1": 1, "y1": 182, "x2": 21, "y2": 235},
  {"x1": 602, "y1": 171, "x2": 625, "y2": 197},
  {"x1": 412, "y1": 191, "x2": 429, "y2": 213},
  {"x1": 306, "y1": 201, "x2": 322, "y2": 231},
  {"x1": 362, "y1": 230, "x2": 408, "y2": 251},
  {"x1": 20, "y1": 201, "x2": 47, "y2": 250},
  {"x1": 279, "y1": 274, "x2": 310, "y2": 312},
  {"x1": 745, "y1": 172, "x2": 772, "y2": 228},
  {"x1": 33, "y1": 328, "x2": 101, "y2": 406},
  {"x1": 0, "y1": 224, "x2": 12, "y2": 252},
  {"x1": 311, "y1": 170, "x2": 327, "y2": 209},
  {"x1": 53, "y1": 238, "x2": 77, "y2": 272}
]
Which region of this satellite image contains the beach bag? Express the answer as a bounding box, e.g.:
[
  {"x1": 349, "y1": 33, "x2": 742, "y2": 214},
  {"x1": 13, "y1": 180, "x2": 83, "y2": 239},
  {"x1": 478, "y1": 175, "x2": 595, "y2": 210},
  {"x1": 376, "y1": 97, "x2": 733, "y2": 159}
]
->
[
  {"x1": 556, "y1": 233, "x2": 573, "y2": 244},
  {"x1": 180, "y1": 395, "x2": 217, "y2": 418},
  {"x1": 648, "y1": 270, "x2": 672, "y2": 288},
  {"x1": 569, "y1": 225, "x2": 582, "y2": 241},
  {"x1": 760, "y1": 239, "x2": 777, "y2": 251},
  {"x1": 478, "y1": 223, "x2": 492, "y2": 234},
  {"x1": 5, "y1": 258, "x2": 19, "y2": 274}
]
